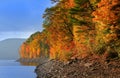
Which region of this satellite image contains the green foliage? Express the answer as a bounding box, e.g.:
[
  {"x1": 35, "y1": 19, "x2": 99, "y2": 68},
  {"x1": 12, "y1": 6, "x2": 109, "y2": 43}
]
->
[
  {"x1": 69, "y1": 0, "x2": 94, "y2": 26},
  {"x1": 74, "y1": 0, "x2": 89, "y2": 6},
  {"x1": 39, "y1": 39, "x2": 50, "y2": 58},
  {"x1": 26, "y1": 31, "x2": 41, "y2": 43}
]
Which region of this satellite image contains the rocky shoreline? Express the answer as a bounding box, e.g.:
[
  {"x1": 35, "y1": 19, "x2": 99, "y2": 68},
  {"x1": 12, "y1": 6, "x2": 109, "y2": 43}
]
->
[
  {"x1": 35, "y1": 56, "x2": 120, "y2": 78},
  {"x1": 17, "y1": 57, "x2": 49, "y2": 66}
]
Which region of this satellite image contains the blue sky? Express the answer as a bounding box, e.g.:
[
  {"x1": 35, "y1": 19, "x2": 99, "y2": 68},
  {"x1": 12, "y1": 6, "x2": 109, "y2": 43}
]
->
[{"x1": 0, "y1": 0, "x2": 52, "y2": 41}]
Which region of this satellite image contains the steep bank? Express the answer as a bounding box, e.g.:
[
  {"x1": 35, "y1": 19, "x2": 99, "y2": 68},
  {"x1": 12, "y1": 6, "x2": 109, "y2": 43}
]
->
[{"x1": 35, "y1": 56, "x2": 120, "y2": 78}]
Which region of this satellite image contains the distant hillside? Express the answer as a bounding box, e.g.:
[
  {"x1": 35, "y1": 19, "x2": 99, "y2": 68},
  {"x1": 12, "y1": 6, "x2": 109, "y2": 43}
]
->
[{"x1": 0, "y1": 38, "x2": 26, "y2": 60}]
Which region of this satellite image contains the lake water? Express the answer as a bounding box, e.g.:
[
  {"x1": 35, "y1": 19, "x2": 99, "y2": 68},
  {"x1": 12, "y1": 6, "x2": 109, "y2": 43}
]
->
[{"x1": 0, "y1": 60, "x2": 36, "y2": 78}]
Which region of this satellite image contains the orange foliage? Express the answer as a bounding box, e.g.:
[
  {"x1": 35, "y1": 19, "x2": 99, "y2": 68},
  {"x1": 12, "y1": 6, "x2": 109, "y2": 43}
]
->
[
  {"x1": 19, "y1": 0, "x2": 120, "y2": 61},
  {"x1": 92, "y1": 0, "x2": 120, "y2": 24},
  {"x1": 64, "y1": 0, "x2": 75, "y2": 8},
  {"x1": 19, "y1": 32, "x2": 41, "y2": 59}
]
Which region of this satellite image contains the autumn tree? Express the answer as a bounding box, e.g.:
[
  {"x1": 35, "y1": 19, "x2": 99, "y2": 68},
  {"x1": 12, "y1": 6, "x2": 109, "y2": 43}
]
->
[
  {"x1": 20, "y1": 32, "x2": 41, "y2": 59},
  {"x1": 92, "y1": 0, "x2": 120, "y2": 57},
  {"x1": 19, "y1": 0, "x2": 120, "y2": 61},
  {"x1": 43, "y1": 0, "x2": 76, "y2": 61},
  {"x1": 68, "y1": 0, "x2": 99, "y2": 57}
]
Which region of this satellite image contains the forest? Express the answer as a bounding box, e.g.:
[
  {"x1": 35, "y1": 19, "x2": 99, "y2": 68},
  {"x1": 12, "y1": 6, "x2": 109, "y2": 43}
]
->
[{"x1": 19, "y1": 0, "x2": 120, "y2": 61}]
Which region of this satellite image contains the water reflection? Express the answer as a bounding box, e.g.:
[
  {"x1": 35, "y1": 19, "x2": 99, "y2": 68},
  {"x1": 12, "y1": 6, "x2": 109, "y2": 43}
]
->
[{"x1": 20, "y1": 62, "x2": 39, "y2": 66}]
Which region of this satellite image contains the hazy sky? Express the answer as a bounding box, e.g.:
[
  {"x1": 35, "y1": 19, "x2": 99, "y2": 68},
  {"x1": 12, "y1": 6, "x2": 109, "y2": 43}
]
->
[{"x1": 0, "y1": 0, "x2": 52, "y2": 41}]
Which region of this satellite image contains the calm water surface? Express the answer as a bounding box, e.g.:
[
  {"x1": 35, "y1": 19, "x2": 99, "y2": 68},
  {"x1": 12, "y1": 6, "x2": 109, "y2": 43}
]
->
[{"x1": 0, "y1": 60, "x2": 36, "y2": 78}]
